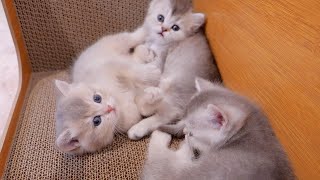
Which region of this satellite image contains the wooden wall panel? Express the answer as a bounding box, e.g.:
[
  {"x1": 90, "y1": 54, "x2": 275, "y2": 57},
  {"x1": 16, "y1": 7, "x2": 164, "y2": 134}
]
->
[{"x1": 194, "y1": 0, "x2": 320, "y2": 179}]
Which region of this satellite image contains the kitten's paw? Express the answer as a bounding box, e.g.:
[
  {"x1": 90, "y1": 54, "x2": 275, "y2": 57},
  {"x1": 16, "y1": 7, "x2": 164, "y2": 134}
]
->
[
  {"x1": 134, "y1": 45, "x2": 156, "y2": 63},
  {"x1": 135, "y1": 87, "x2": 162, "y2": 116},
  {"x1": 141, "y1": 65, "x2": 161, "y2": 86},
  {"x1": 128, "y1": 124, "x2": 149, "y2": 140},
  {"x1": 144, "y1": 87, "x2": 163, "y2": 104},
  {"x1": 132, "y1": 27, "x2": 146, "y2": 40},
  {"x1": 151, "y1": 130, "x2": 172, "y2": 146}
]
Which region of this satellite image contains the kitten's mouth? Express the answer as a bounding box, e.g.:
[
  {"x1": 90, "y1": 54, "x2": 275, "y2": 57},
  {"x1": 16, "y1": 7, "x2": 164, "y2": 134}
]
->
[
  {"x1": 158, "y1": 32, "x2": 164, "y2": 37},
  {"x1": 106, "y1": 105, "x2": 116, "y2": 114}
]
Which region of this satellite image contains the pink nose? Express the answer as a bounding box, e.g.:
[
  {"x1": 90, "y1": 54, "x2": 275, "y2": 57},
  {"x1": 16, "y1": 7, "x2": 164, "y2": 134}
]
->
[
  {"x1": 106, "y1": 105, "x2": 115, "y2": 113},
  {"x1": 161, "y1": 27, "x2": 168, "y2": 32}
]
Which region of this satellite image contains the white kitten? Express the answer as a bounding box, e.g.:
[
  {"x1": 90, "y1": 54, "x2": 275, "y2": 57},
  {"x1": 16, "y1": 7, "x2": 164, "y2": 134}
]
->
[{"x1": 54, "y1": 29, "x2": 160, "y2": 155}]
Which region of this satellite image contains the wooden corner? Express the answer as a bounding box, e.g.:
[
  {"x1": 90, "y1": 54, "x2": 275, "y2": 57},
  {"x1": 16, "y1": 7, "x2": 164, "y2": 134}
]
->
[{"x1": 0, "y1": 0, "x2": 31, "y2": 177}]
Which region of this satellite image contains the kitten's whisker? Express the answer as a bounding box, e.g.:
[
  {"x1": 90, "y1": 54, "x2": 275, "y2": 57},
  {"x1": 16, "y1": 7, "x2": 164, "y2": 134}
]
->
[{"x1": 111, "y1": 119, "x2": 127, "y2": 137}]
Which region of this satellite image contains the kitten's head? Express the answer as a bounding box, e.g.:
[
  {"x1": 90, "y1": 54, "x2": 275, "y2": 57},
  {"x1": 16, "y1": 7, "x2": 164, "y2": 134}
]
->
[
  {"x1": 54, "y1": 80, "x2": 119, "y2": 155},
  {"x1": 183, "y1": 78, "x2": 253, "y2": 153},
  {"x1": 144, "y1": 0, "x2": 205, "y2": 44}
]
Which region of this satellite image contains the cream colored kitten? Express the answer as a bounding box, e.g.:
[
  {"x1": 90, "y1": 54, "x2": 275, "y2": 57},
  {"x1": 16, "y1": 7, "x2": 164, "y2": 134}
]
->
[
  {"x1": 128, "y1": 0, "x2": 220, "y2": 140},
  {"x1": 54, "y1": 29, "x2": 160, "y2": 155},
  {"x1": 142, "y1": 78, "x2": 295, "y2": 180}
]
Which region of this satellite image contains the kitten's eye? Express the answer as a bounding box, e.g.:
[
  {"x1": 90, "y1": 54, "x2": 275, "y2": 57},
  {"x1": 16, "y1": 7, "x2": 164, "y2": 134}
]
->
[
  {"x1": 171, "y1": 25, "x2": 180, "y2": 31},
  {"x1": 157, "y1": 14, "x2": 165, "y2": 22},
  {"x1": 93, "y1": 94, "x2": 102, "y2": 103},
  {"x1": 93, "y1": 116, "x2": 101, "y2": 126}
]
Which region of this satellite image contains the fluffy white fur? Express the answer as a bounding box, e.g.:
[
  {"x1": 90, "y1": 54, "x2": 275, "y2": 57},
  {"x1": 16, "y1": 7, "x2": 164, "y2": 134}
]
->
[{"x1": 54, "y1": 28, "x2": 160, "y2": 155}]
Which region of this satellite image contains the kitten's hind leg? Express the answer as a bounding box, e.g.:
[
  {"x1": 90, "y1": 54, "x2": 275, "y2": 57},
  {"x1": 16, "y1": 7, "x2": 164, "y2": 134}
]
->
[
  {"x1": 135, "y1": 87, "x2": 163, "y2": 116},
  {"x1": 133, "y1": 44, "x2": 156, "y2": 64},
  {"x1": 117, "y1": 62, "x2": 161, "y2": 88},
  {"x1": 137, "y1": 64, "x2": 161, "y2": 86}
]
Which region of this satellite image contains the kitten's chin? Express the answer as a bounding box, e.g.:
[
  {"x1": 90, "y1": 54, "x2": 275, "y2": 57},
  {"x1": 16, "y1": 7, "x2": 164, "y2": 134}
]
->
[{"x1": 151, "y1": 34, "x2": 170, "y2": 45}]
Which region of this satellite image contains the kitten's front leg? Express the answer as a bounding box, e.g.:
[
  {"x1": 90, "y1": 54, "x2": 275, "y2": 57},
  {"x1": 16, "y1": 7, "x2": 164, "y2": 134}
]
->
[
  {"x1": 131, "y1": 26, "x2": 147, "y2": 43},
  {"x1": 148, "y1": 130, "x2": 172, "y2": 153},
  {"x1": 176, "y1": 140, "x2": 195, "y2": 162},
  {"x1": 128, "y1": 114, "x2": 164, "y2": 140}
]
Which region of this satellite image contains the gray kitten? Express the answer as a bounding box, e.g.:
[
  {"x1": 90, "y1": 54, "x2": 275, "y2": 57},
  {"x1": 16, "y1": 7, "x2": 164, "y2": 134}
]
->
[
  {"x1": 142, "y1": 78, "x2": 295, "y2": 180},
  {"x1": 128, "y1": 0, "x2": 220, "y2": 140}
]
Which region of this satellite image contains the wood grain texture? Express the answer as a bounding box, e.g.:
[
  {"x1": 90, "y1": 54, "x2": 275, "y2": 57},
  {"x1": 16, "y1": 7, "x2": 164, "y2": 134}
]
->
[
  {"x1": 194, "y1": 0, "x2": 320, "y2": 179},
  {"x1": 0, "y1": 0, "x2": 31, "y2": 177}
]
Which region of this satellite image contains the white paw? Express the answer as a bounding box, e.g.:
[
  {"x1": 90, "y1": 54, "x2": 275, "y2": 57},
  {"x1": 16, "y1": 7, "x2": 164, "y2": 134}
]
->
[
  {"x1": 141, "y1": 65, "x2": 161, "y2": 86},
  {"x1": 151, "y1": 130, "x2": 172, "y2": 145},
  {"x1": 144, "y1": 87, "x2": 162, "y2": 104},
  {"x1": 135, "y1": 45, "x2": 156, "y2": 63},
  {"x1": 128, "y1": 123, "x2": 149, "y2": 140}
]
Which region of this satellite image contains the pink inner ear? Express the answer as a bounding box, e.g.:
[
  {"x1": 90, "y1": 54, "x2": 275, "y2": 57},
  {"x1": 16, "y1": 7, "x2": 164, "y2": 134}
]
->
[
  {"x1": 213, "y1": 111, "x2": 224, "y2": 126},
  {"x1": 207, "y1": 104, "x2": 225, "y2": 127}
]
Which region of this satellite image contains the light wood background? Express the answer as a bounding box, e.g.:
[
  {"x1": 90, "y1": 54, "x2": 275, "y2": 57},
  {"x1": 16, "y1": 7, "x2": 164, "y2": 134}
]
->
[{"x1": 194, "y1": 0, "x2": 320, "y2": 179}]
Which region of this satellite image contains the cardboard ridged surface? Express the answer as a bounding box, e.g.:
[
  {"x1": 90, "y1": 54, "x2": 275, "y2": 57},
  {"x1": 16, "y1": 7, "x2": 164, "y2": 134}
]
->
[
  {"x1": 13, "y1": 0, "x2": 149, "y2": 72},
  {"x1": 3, "y1": 72, "x2": 150, "y2": 179}
]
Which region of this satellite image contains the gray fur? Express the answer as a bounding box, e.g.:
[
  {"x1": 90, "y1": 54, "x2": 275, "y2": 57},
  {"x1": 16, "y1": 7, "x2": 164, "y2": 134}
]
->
[
  {"x1": 128, "y1": 7, "x2": 220, "y2": 139},
  {"x1": 171, "y1": 0, "x2": 193, "y2": 15},
  {"x1": 142, "y1": 79, "x2": 295, "y2": 180}
]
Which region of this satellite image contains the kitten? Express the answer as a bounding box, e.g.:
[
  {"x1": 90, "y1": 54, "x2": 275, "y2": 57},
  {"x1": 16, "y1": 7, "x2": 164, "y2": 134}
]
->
[
  {"x1": 142, "y1": 78, "x2": 295, "y2": 180},
  {"x1": 54, "y1": 29, "x2": 160, "y2": 155},
  {"x1": 128, "y1": 0, "x2": 220, "y2": 140}
]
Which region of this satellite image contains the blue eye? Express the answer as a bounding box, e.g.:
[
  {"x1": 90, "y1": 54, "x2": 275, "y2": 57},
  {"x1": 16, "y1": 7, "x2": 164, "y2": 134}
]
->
[
  {"x1": 157, "y1": 14, "x2": 165, "y2": 22},
  {"x1": 171, "y1": 25, "x2": 180, "y2": 31},
  {"x1": 93, "y1": 116, "x2": 101, "y2": 126},
  {"x1": 93, "y1": 94, "x2": 102, "y2": 103}
]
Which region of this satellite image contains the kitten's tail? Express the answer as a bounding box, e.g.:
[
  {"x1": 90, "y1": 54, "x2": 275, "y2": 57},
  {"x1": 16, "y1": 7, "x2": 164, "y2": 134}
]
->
[{"x1": 158, "y1": 120, "x2": 186, "y2": 138}]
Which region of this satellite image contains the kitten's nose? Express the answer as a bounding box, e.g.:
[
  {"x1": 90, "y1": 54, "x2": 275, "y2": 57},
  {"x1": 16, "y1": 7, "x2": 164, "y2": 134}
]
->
[
  {"x1": 106, "y1": 105, "x2": 115, "y2": 113},
  {"x1": 161, "y1": 27, "x2": 168, "y2": 32}
]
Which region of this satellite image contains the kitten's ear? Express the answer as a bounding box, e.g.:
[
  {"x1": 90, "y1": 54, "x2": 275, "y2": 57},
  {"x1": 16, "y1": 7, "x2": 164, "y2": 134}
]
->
[
  {"x1": 55, "y1": 80, "x2": 71, "y2": 97},
  {"x1": 195, "y1": 77, "x2": 213, "y2": 92},
  {"x1": 191, "y1": 13, "x2": 205, "y2": 32},
  {"x1": 207, "y1": 104, "x2": 227, "y2": 128},
  {"x1": 56, "y1": 130, "x2": 80, "y2": 152}
]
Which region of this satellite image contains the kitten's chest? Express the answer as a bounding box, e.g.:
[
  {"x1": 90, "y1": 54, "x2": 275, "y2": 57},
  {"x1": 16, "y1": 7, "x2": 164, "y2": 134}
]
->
[{"x1": 146, "y1": 42, "x2": 168, "y2": 58}]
